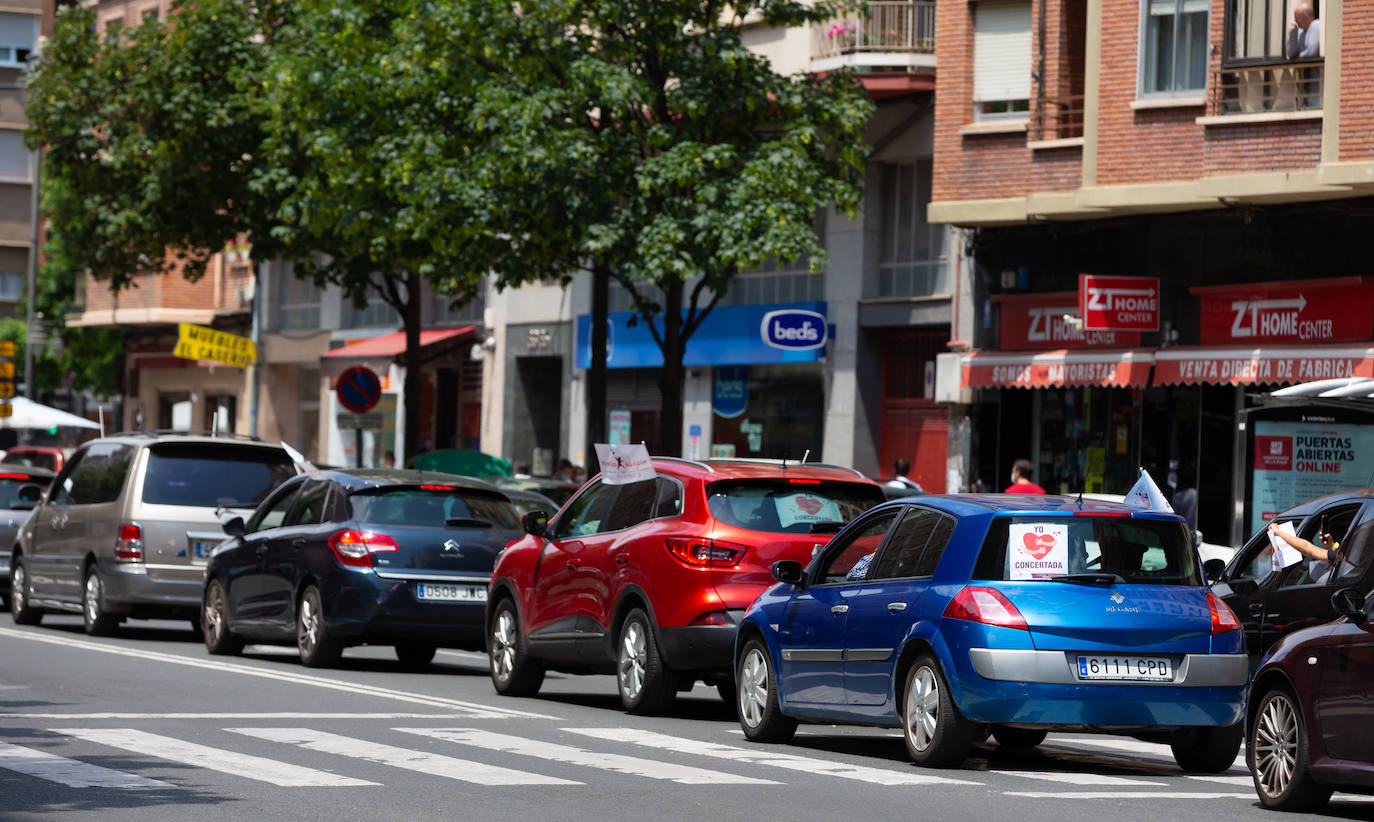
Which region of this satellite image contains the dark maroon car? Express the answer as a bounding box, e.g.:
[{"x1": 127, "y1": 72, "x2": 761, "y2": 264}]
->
[{"x1": 1246, "y1": 586, "x2": 1374, "y2": 811}]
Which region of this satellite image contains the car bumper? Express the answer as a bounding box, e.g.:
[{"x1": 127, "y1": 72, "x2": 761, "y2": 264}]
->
[
  {"x1": 101, "y1": 563, "x2": 202, "y2": 611},
  {"x1": 323, "y1": 572, "x2": 489, "y2": 649},
  {"x1": 956, "y1": 648, "x2": 1248, "y2": 727},
  {"x1": 658, "y1": 610, "x2": 746, "y2": 671}
]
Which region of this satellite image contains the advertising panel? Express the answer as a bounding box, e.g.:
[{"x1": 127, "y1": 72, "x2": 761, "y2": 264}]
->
[
  {"x1": 996, "y1": 292, "x2": 1142, "y2": 350},
  {"x1": 1196, "y1": 278, "x2": 1374, "y2": 345},
  {"x1": 1078, "y1": 275, "x2": 1160, "y2": 332},
  {"x1": 1248, "y1": 418, "x2": 1374, "y2": 535}
]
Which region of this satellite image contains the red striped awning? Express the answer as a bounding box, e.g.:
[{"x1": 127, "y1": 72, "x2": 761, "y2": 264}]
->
[
  {"x1": 1152, "y1": 346, "x2": 1374, "y2": 386},
  {"x1": 961, "y1": 350, "x2": 1154, "y2": 389}
]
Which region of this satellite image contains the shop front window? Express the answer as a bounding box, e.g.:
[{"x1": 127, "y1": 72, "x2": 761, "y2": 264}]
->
[{"x1": 711, "y1": 365, "x2": 824, "y2": 461}]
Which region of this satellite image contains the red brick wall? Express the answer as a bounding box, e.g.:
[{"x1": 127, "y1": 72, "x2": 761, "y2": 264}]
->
[
  {"x1": 82, "y1": 254, "x2": 250, "y2": 314},
  {"x1": 1340, "y1": 2, "x2": 1374, "y2": 161}
]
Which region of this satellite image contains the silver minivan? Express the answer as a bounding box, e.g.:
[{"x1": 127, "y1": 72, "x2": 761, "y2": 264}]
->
[{"x1": 9, "y1": 432, "x2": 296, "y2": 635}]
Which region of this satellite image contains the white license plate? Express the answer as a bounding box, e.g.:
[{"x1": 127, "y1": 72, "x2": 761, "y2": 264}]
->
[
  {"x1": 1076, "y1": 655, "x2": 1172, "y2": 681},
  {"x1": 414, "y1": 583, "x2": 487, "y2": 602}
]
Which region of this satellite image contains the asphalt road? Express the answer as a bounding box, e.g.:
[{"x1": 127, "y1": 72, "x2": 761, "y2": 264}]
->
[{"x1": 0, "y1": 616, "x2": 1367, "y2": 822}]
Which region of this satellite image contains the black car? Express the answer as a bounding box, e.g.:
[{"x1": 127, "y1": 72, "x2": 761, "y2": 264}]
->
[
  {"x1": 201, "y1": 468, "x2": 522, "y2": 668},
  {"x1": 1212, "y1": 489, "x2": 1374, "y2": 659},
  {"x1": 1246, "y1": 587, "x2": 1374, "y2": 811}
]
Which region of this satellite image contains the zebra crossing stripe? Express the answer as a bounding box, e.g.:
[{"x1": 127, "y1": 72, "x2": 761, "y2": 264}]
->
[
  {"x1": 1188, "y1": 775, "x2": 1255, "y2": 786},
  {"x1": 229, "y1": 728, "x2": 579, "y2": 786},
  {"x1": 50, "y1": 729, "x2": 376, "y2": 787},
  {"x1": 397, "y1": 728, "x2": 778, "y2": 785},
  {"x1": 0, "y1": 741, "x2": 168, "y2": 788},
  {"x1": 1002, "y1": 770, "x2": 1166, "y2": 786},
  {"x1": 1004, "y1": 791, "x2": 1254, "y2": 799},
  {"x1": 562, "y1": 728, "x2": 975, "y2": 786}
]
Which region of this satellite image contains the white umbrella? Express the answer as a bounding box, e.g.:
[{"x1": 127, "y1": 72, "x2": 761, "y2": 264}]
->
[{"x1": 0, "y1": 397, "x2": 102, "y2": 430}]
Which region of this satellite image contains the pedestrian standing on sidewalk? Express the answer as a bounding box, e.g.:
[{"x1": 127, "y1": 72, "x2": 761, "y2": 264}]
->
[{"x1": 1004, "y1": 459, "x2": 1046, "y2": 494}]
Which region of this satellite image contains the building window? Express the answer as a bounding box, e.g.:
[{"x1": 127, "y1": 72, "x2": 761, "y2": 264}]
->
[
  {"x1": 0, "y1": 132, "x2": 31, "y2": 183},
  {"x1": 429, "y1": 279, "x2": 485, "y2": 325},
  {"x1": 973, "y1": 0, "x2": 1032, "y2": 121},
  {"x1": 876, "y1": 159, "x2": 947, "y2": 299},
  {"x1": 1141, "y1": 0, "x2": 1208, "y2": 95},
  {"x1": 0, "y1": 13, "x2": 34, "y2": 68},
  {"x1": 1225, "y1": 0, "x2": 1322, "y2": 64},
  {"x1": 0, "y1": 272, "x2": 22, "y2": 301},
  {"x1": 343, "y1": 293, "x2": 396, "y2": 329},
  {"x1": 273, "y1": 268, "x2": 322, "y2": 331}
]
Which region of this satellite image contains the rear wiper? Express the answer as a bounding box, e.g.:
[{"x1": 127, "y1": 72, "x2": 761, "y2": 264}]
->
[
  {"x1": 445, "y1": 517, "x2": 494, "y2": 528},
  {"x1": 1049, "y1": 573, "x2": 1126, "y2": 585}
]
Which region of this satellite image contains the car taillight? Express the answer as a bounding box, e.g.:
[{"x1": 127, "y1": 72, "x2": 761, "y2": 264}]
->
[
  {"x1": 664, "y1": 537, "x2": 746, "y2": 568},
  {"x1": 942, "y1": 586, "x2": 1029, "y2": 630},
  {"x1": 689, "y1": 610, "x2": 731, "y2": 627},
  {"x1": 328, "y1": 530, "x2": 399, "y2": 567},
  {"x1": 115, "y1": 524, "x2": 143, "y2": 562},
  {"x1": 1207, "y1": 591, "x2": 1241, "y2": 634}
]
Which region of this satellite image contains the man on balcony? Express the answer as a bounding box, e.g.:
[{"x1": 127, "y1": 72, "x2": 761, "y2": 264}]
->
[{"x1": 1286, "y1": 2, "x2": 1322, "y2": 59}]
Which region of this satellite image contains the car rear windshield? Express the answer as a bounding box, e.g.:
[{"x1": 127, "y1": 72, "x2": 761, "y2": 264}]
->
[
  {"x1": 972, "y1": 515, "x2": 1200, "y2": 586},
  {"x1": 706, "y1": 480, "x2": 884, "y2": 534},
  {"x1": 142, "y1": 444, "x2": 297, "y2": 508},
  {"x1": 2, "y1": 453, "x2": 56, "y2": 471},
  {"x1": 349, "y1": 487, "x2": 520, "y2": 529},
  {"x1": 0, "y1": 474, "x2": 44, "y2": 508}
]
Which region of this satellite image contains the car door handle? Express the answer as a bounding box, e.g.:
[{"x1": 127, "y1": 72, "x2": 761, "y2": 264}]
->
[
  {"x1": 887, "y1": 602, "x2": 908, "y2": 612},
  {"x1": 254, "y1": 543, "x2": 267, "y2": 555},
  {"x1": 1249, "y1": 603, "x2": 1264, "y2": 616},
  {"x1": 831, "y1": 604, "x2": 849, "y2": 615},
  {"x1": 292, "y1": 539, "x2": 307, "y2": 548}
]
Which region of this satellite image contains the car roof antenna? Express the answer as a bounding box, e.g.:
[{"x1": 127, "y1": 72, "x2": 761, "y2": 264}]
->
[{"x1": 801, "y1": 449, "x2": 811, "y2": 464}]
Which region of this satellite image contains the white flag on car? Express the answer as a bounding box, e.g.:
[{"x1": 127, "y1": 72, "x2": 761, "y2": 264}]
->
[
  {"x1": 594, "y1": 443, "x2": 656, "y2": 485},
  {"x1": 1123, "y1": 468, "x2": 1173, "y2": 512}
]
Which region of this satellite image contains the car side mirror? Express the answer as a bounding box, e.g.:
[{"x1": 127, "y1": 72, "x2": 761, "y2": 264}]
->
[
  {"x1": 772, "y1": 560, "x2": 805, "y2": 587},
  {"x1": 1202, "y1": 558, "x2": 1225, "y2": 583},
  {"x1": 222, "y1": 516, "x2": 246, "y2": 538},
  {"x1": 1331, "y1": 587, "x2": 1367, "y2": 623},
  {"x1": 522, "y1": 510, "x2": 548, "y2": 538},
  {"x1": 12, "y1": 483, "x2": 43, "y2": 510}
]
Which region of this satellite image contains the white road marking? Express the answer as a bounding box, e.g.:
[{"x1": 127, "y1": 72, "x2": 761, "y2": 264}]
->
[
  {"x1": 0, "y1": 741, "x2": 169, "y2": 788},
  {"x1": 397, "y1": 728, "x2": 777, "y2": 785},
  {"x1": 1, "y1": 713, "x2": 477, "y2": 720},
  {"x1": 0, "y1": 627, "x2": 549, "y2": 720},
  {"x1": 50, "y1": 728, "x2": 375, "y2": 787},
  {"x1": 563, "y1": 728, "x2": 975, "y2": 786},
  {"x1": 229, "y1": 727, "x2": 578, "y2": 786},
  {"x1": 1002, "y1": 771, "x2": 1166, "y2": 786},
  {"x1": 1188, "y1": 775, "x2": 1255, "y2": 786},
  {"x1": 1004, "y1": 791, "x2": 1253, "y2": 799}
]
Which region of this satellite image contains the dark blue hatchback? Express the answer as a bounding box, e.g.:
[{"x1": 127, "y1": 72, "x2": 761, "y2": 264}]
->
[
  {"x1": 201, "y1": 469, "x2": 522, "y2": 668},
  {"x1": 734, "y1": 494, "x2": 1249, "y2": 771}
]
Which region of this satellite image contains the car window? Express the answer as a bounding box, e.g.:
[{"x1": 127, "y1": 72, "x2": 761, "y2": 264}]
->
[
  {"x1": 1, "y1": 451, "x2": 57, "y2": 471},
  {"x1": 913, "y1": 516, "x2": 956, "y2": 577},
  {"x1": 1278, "y1": 503, "x2": 1365, "y2": 588},
  {"x1": 551, "y1": 481, "x2": 619, "y2": 539},
  {"x1": 973, "y1": 515, "x2": 1200, "y2": 586},
  {"x1": 653, "y1": 477, "x2": 682, "y2": 519},
  {"x1": 142, "y1": 444, "x2": 296, "y2": 508},
  {"x1": 0, "y1": 473, "x2": 47, "y2": 509},
  {"x1": 61, "y1": 443, "x2": 134, "y2": 505},
  {"x1": 248, "y1": 482, "x2": 301, "y2": 533},
  {"x1": 348, "y1": 486, "x2": 520, "y2": 529},
  {"x1": 47, "y1": 451, "x2": 84, "y2": 505},
  {"x1": 871, "y1": 508, "x2": 951, "y2": 580},
  {"x1": 818, "y1": 509, "x2": 901, "y2": 585},
  {"x1": 706, "y1": 480, "x2": 884, "y2": 534},
  {"x1": 604, "y1": 479, "x2": 658, "y2": 532},
  {"x1": 1231, "y1": 519, "x2": 1299, "y2": 580},
  {"x1": 284, "y1": 480, "x2": 330, "y2": 528}
]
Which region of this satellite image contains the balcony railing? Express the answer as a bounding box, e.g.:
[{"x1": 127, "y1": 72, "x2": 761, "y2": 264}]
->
[
  {"x1": 1209, "y1": 60, "x2": 1323, "y2": 115},
  {"x1": 1030, "y1": 94, "x2": 1084, "y2": 142},
  {"x1": 811, "y1": 1, "x2": 936, "y2": 61}
]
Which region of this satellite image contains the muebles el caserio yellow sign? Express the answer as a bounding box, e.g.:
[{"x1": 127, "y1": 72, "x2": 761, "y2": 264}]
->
[{"x1": 173, "y1": 323, "x2": 256, "y2": 368}]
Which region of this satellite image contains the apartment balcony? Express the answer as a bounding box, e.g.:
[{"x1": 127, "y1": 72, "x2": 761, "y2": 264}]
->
[
  {"x1": 810, "y1": 0, "x2": 935, "y2": 98},
  {"x1": 1208, "y1": 59, "x2": 1323, "y2": 117},
  {"x1": 1030, "y1": 94, "x2": 1085, "y2": 143}
]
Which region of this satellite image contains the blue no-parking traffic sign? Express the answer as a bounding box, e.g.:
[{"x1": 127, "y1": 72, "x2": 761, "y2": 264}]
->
[{"x1": 336, "y1": 365, "x2": 383, "y2": 414}]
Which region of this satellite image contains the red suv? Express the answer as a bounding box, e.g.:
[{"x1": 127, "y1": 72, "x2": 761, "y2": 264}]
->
[{"x1": 486, "y1": 457, "x2": 885, "y2": 713}]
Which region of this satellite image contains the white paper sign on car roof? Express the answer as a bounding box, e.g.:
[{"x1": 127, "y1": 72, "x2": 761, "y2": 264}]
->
[{"x1": 594, "y1": 443, "x2": 656, "y2": 485}]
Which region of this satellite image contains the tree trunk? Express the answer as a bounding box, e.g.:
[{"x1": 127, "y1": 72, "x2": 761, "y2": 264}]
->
[
  {"x1": 658, "y1": 278, "x2": 685, "y2": 457},
  {"x1": 584, "y1": 262, "x2": 609, "y2": 472},
  {"x1": 401, "y1": 269, "x2": 423, "y2": 463}
]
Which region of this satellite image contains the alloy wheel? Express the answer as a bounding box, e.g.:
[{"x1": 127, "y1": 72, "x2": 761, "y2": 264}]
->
[
  {"x1": 1254, "y1": 693, "x2": 1299, "y2": 798},
  {"x1": 491, "y1": 608, "x2": 517, "y2": 682},
  {"x1": 84, "y1": 573, "x2": 102, "y2": 625},
  {"x1": 299, "y1": 593, "x2": 320, "y2": 654},
  {"x1": 905, "y1": 665, "x2": 940, "y2": 752},
  {"x1": 205, "y1": 585, "x2": 226, "y2": 645},
  {"x1": 12, "y1": 564, "x2": 25, "y2": 613},
  {"x1": 739, "y1": 647, "x2": 769, "y2": 728},
  {"x1": 618, "y1": 620, "x2": 646, "y2": 702}
]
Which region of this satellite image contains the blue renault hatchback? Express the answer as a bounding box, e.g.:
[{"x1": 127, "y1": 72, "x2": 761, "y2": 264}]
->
[{"x1": 734, "y1": 494, "x2": 1248, "y2": 771}]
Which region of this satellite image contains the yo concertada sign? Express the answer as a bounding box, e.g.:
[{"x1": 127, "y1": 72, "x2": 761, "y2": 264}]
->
[
  {"x1": 761, "y1": 308, "x2": 827, "y2": 350},
  {"x1": 1078, "y1": 275, "x2": 1160, "y2": 332}
]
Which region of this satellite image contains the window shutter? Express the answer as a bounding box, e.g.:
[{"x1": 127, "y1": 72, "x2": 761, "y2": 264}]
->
[
  {"x1": 973, "y1": 0, "x2": 1033, "y2": 102},
  {"x1": 0, "y1": 13, "x2": 35, "y2": 50}
]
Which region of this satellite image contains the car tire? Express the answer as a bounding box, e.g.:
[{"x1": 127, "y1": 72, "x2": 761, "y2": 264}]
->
[
  {"x1": 736, "y1": 639, "x2": 797, "y2": 743},
  {"x1": 395, "y1": 641, "x2": 437, "y2": 668},
  {"x1": 296, "y1": 585, "x2": 343, "y2": 668},
  {"x1": 202, "y1": 580, "x2": 244, "y2": 656},
  {"x1": 1172, "y1": 722, "x2": 1243, "y2": 773},
  {"x1": 1248, "y1": 688, "x2": 1333, "y2": 811},
  {"x1": 616, "y1": 608, "x2": 676, "y2": 715},
  {"x1": 82, "y1": 567, "x2": 119, "y2": 637},
  {"x1": 10, "y1": 559, "x2": 41, "y2": 626},
  {"x1": 488, "y1": 599, "x2": 545, "y2": 696},
  {"x1": 992, "y1": 727, "x2": 1048, "y2": 749},
  {"x1": 902, "y1": 655, "x2": 974, "y2": 768}
]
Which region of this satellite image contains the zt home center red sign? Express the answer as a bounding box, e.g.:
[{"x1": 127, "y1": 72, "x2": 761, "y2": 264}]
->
[
  {"x1": 1078, "y1": 275, "x2": 1160, "y2": 332},
  {"x1": 1195, "y1": 277, "x2": 1374, "y2": 345}
]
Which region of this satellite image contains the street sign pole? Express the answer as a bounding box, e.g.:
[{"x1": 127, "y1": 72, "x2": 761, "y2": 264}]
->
[{"x1": 335, "y1": 365, "x2": 384, "y2": 470}]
